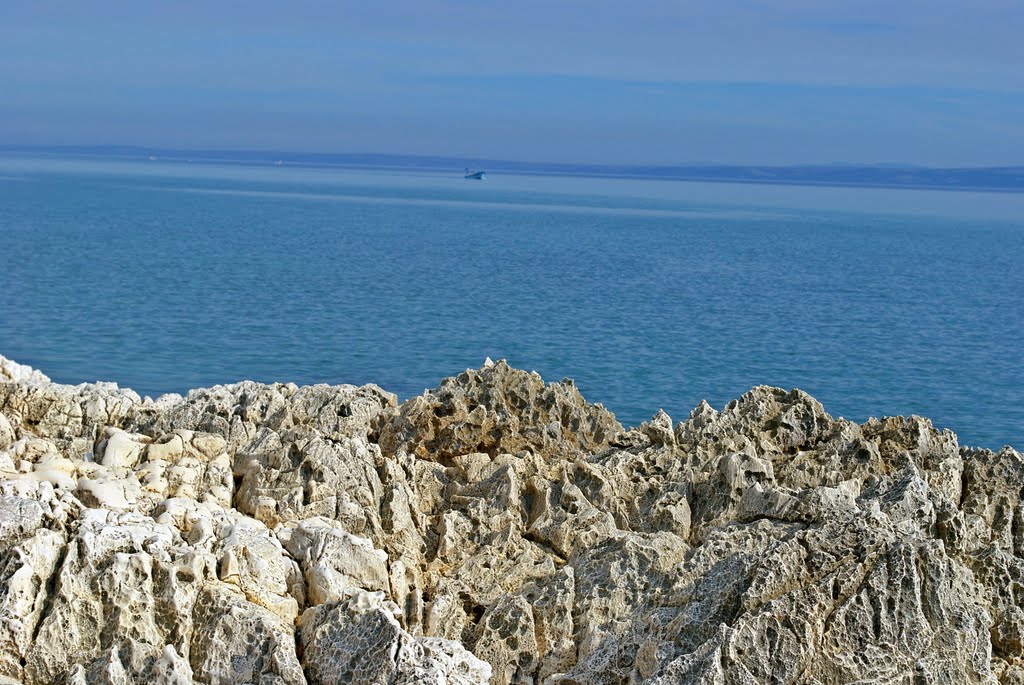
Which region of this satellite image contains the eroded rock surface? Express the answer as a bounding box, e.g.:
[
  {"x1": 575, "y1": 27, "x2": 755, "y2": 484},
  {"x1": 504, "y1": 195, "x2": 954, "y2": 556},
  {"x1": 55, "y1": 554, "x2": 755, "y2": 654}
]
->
[{"x1": 0, "y1": 354, "x2": 1020, "y2": 684}]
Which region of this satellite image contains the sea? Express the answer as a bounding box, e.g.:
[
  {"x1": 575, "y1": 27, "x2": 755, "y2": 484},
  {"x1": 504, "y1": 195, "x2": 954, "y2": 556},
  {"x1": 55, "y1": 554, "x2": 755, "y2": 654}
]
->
[{"x1": 1, "y1": 156, "x2": 1022, "y2": 450}]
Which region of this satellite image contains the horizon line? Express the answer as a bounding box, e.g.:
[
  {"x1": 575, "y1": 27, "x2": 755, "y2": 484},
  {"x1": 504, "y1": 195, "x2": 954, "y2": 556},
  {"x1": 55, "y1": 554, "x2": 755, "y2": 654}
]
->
[
  {"x1": 3, "y1": 143, "x2": 1024, "y2": 172},
  {"x1": 3, "y1": 143, "x2": 1024, "y2": 194}
]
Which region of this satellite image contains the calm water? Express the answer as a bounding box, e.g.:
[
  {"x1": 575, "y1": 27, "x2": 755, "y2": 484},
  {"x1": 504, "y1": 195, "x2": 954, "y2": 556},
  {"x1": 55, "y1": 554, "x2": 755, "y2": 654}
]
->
[{"x1": 1, "y1": 156, "x2": 1022, "y2": 449}]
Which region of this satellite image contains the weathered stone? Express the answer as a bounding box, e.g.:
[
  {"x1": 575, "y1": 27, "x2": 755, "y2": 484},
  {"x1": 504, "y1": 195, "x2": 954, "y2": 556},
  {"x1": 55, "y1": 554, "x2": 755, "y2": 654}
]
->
[
  {"x1": 0, "y1": 353, "x2": 1021, "y2": 684},
  {"x1": 0, "y1": 412, "x2": 14, "y2": 451},
  {"x1": 0, "y1": 526, "x2": 65, "y2": 683},
  {"x1": 299, "y1": 590, "x2": 491, "y2": 685},
  {"x1": 191, "y1": 581, "x2": 305, "y2": 685},
  {"x1": 278, "y1": 517, "x2": 390, "y2": 605},
  {"x1": 24, "y1": 509, "x2": 204, "y2": 685},
  {"x1": 213, "y1": 517, "x2": 301, "y2": 624},
  {"x1": 376, "y1": 359, "x2": 623, "y2": 461}
]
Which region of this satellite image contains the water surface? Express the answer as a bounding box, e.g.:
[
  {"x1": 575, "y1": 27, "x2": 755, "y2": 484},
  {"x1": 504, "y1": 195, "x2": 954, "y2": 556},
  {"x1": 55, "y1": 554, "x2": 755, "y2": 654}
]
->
[{"x1": 1, "y1": 156, "x2": 1021, "y2": 449}]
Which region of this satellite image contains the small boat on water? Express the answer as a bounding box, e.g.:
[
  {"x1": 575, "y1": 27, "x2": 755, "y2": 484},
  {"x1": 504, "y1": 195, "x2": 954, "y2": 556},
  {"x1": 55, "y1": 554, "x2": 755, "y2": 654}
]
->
[{"x1": 464, "y1": 168, "x2": 487, "y2": 180}]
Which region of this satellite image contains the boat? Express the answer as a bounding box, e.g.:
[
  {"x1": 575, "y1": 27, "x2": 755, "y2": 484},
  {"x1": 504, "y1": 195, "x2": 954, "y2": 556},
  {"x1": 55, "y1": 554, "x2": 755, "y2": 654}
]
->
[{"x1": 464, "y1": 168, "x2": 487, "y2": 180}]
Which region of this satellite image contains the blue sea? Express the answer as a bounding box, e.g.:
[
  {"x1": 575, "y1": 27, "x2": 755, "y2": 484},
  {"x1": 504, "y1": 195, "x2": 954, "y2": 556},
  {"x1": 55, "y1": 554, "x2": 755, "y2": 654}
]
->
[{"x1": 1, "y1": 156, "x2": 1022, "y2": 449}]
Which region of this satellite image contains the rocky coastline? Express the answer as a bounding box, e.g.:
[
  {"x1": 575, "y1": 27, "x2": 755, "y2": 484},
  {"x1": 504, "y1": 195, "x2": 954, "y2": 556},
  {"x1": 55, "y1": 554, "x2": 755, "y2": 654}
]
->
[{"x1": 0, "y1": 354, "x2": 1021, "y2": 684}]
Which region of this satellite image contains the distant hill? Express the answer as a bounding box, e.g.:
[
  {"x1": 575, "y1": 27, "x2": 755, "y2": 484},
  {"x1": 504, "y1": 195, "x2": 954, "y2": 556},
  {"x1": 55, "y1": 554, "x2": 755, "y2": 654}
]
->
[{"x1": 3, "y1": 144, "x2": 1023, "y2": 193}]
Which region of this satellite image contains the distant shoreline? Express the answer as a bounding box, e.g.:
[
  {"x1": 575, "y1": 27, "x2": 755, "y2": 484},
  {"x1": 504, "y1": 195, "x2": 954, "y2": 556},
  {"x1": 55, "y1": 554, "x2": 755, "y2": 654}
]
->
[{"x1": 3, "y1": 144, "x2": 1024, "y2": 194}]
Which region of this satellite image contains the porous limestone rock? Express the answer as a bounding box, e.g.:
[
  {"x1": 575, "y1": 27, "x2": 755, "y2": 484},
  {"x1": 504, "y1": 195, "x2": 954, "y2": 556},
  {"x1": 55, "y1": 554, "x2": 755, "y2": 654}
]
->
[
  {"x1": 0, "y1": 412, "x2": 14, "y2": 451},
  {"x1": 0, "y1": 353, "x2": 1022, "y2": 684},
  {"x1": 23, "y1": 509, "x2": 197, "y2": 684},
  {"x1": 375, "y1": 359, "x2": 623, "y2": 461},
  {"x1": 191, "y1": 581, "x2": 305, "y2": 685},
  {"x1": 277, "y1": 517, "x2": 390, "y2": 605},
  {"x1": 299, "y1": 589, "x2": 491, "y2": 685},
  {"x1": 0, "y1": 521, "x2": 64, "y2": 683}
]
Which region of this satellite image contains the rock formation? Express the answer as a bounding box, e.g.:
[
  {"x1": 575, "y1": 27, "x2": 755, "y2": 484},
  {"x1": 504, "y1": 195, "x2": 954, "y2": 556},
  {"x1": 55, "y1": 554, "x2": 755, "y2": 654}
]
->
[{"x1": 0, "y1": 353, "x2": 1021, "y2": 684}]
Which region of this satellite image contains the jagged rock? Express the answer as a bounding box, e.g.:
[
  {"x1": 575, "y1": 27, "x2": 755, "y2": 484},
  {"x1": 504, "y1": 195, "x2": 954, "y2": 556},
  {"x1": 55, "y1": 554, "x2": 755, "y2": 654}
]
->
[
  {"x1": 0, "y1": 412, "x2": 14, "y2": 451},
  {"x1": 65, "y1": 641, "x2": 195, "y2": 685},
  {"x1": 0, "y1": 524, "x2": 65, "y2": 683},
  {"x1": 376, "y1": 359, "x2": 623, "y2": 461},
  {"x1": 277, "y1": 517, "x2": 390, "y2": 606},
  {"x1": 24, "y1": 509, "x2": 204, "y2": 685},
  {"x1": 0, "y1": 354, "x2": 1021, "y2": 684},
  {"x1": 213, "y1": 517, "x2": 301, "y2": 623},
  {"x1": 191, "y1": 582, "x2": 305, "y2": 685},
  {"x1": 299, "y1": 589, "x2": 491, "y2": 685},
  {"x1": 0, "y1": 496, "x2": 45, "y2": 544},
  {"x1": 0, "y1": 358, "x2": 50, "y2": 386},
  {"x1": 234, "y1": 434, "x2": 385, "y2": 532}
]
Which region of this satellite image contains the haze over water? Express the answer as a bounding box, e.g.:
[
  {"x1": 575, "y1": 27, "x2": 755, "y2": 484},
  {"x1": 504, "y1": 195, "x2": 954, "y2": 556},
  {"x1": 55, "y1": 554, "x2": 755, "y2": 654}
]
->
[{"x1": 1, "y1": 156, "x2": 1022, "y2": 449}]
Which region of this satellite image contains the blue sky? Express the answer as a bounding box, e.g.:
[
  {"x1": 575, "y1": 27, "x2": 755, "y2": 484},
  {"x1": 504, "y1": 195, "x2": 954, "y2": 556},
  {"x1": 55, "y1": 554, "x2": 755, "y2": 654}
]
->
[{"x1": 2, "y1": 1, "x2": 1023, "y2": 165}]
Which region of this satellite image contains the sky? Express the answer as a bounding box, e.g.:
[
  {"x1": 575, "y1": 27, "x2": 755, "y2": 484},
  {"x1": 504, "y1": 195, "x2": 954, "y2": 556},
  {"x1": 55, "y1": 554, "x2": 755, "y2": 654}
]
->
[{"x1": 2, "y1": 1, "x2": 1023, "y2": 166}]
